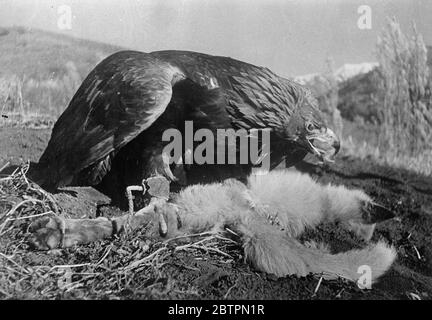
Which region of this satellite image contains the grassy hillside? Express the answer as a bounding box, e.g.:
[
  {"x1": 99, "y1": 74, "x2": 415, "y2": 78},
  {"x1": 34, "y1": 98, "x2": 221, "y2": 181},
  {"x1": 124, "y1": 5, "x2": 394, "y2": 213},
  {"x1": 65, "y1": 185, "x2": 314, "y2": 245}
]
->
[
  {"x1": 0, "y1": 26, "x2": 122, "y2": 124},
  {"x1": 0, "y1": 26, "x2": 121, "y2": 79}
]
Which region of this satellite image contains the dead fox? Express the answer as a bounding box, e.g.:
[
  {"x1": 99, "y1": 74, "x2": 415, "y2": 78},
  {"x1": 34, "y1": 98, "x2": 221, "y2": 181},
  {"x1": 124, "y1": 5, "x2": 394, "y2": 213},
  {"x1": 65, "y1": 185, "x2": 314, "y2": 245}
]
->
[{"x1": 29, "y1": 170, "x2": 396, "y2": 283}]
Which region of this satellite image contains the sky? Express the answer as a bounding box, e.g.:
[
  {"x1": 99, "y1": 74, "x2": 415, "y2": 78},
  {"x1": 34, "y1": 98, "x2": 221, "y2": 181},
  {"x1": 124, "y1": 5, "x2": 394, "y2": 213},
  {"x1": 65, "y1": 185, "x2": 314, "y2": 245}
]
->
[{"x1": 0, "y1": 0, "x2": 431, "y2": 77}]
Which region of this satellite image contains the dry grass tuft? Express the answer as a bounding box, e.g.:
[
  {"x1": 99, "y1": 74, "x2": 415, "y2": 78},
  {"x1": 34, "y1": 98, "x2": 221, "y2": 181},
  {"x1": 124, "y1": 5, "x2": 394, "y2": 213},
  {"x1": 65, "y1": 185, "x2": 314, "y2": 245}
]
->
[
  {"x1": 0, "y1": 64, "x2": 80, "y2": 128},
  {"x1": 342, "y1": 134, "x2": 432, "y2": 177},
  {"x1": 0, "y1": 166, "x2": 239, "y2": 299}
]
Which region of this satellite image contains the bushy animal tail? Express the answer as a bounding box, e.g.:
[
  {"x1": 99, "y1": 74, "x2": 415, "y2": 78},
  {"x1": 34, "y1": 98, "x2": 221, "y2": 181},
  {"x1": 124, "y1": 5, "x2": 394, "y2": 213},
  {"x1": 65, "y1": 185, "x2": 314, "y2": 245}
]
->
[{"x1": 236, "y1": 216, "x2": 396, "y2": 283}]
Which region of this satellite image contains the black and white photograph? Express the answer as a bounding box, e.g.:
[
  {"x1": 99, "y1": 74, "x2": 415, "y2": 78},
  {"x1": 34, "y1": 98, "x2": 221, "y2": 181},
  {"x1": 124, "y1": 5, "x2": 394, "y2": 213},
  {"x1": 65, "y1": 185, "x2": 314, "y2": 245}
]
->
[{"x1": 0, "y1": 0, "x2": 431, "y2": 303}]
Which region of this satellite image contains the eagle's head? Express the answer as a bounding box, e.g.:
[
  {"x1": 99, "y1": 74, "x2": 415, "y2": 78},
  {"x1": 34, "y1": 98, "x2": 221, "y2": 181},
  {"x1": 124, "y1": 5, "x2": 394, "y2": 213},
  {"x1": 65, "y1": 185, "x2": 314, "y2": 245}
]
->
[
  {"x1": 276, "y1": 88, "x2": 340, "y2": 163},
  {"x1": 302, "y1": 116, "x2": 340, "y2": 163}
]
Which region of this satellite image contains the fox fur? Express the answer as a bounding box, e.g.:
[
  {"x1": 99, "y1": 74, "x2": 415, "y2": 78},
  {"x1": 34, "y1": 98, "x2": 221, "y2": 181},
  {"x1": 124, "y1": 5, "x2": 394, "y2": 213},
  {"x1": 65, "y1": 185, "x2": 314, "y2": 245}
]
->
[
  {"x1": 29, "y1": 170, "x2": 396, "y2": 284},
  {"x1": 155, "y1": 169, "x2": 396, "y2": 283}
]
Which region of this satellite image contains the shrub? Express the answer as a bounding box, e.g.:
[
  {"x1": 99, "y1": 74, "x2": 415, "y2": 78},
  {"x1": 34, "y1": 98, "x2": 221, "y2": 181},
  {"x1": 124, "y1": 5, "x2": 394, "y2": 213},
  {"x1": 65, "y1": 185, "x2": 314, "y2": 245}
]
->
[{"x1": 376, "y1": 18, "x2": 432, "y2": 157}]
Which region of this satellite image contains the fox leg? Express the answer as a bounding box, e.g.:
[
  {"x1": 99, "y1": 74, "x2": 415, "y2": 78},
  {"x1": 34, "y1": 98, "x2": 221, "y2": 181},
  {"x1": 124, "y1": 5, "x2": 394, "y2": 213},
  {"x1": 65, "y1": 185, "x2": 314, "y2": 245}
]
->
[{"x1": 28, "y1": 198, "x2": 169, "y2": 250}]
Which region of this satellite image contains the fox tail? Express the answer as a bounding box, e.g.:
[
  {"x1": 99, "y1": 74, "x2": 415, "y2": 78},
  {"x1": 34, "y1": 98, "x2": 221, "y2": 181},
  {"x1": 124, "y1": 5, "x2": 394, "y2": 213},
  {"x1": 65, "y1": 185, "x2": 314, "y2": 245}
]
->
[{"x1": 235, "y1": 216, "x2": 396, "y2": 283}]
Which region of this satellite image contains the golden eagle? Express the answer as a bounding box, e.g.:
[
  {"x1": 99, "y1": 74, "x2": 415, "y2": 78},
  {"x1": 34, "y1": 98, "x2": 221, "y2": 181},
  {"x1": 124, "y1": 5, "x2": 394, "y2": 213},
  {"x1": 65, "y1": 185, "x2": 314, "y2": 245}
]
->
[{"x1": 32, "y1": 50, "x2": 340, "y2": 203}]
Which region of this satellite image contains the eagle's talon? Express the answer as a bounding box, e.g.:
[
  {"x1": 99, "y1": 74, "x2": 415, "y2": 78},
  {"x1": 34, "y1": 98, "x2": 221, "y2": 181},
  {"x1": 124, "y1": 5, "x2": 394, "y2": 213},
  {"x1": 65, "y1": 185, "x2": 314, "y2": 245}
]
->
[
  {"x1": 162, "y1": 152, "x2": 178, "y2": 182},
  {"x1": 155, "y1": 205, "x2": 168, "y2": 237}
]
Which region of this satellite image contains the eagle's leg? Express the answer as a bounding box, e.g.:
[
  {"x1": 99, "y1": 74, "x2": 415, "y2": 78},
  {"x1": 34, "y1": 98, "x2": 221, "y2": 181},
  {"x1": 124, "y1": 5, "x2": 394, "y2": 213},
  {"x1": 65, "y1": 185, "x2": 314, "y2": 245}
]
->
[
  {"x1": 125, "y1": 180, "x2": 169, "y2": 237},
  {"x1": 141, "y1": 147, "x2": 178, "y2": 182},
  {"x1": 112, "y1": 142, "x2": 177, "y2": 211},
  {"x1": 123, "y1": 147, "x2": 177, "y2": 211}
]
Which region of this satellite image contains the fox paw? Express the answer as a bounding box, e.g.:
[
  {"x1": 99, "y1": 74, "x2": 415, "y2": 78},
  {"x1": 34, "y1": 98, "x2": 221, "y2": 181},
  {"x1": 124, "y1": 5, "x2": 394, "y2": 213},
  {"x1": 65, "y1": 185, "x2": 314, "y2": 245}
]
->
[
  {"x1": 361, "y1": 202, "x2": 395, "y2": 224},
  {"x1": 345, "y1": 200, "x2": 395, "y2": 241},
  {"x1": 28, "y1": 215, "x2": 65, "y2": 250}
]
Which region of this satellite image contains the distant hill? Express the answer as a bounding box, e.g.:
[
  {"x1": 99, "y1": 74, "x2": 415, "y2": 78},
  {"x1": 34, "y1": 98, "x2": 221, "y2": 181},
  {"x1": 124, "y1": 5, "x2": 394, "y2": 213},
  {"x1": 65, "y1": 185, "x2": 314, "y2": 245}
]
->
[
  {"x1": 0, "y1": 26, "x2": 122, "y2": 79},
  {"x1": 0, "y1": 27, "x2": 124, "y2": 121},
  {"x1": 336, "y1": 68, "x2": 383, "y2": 123}
]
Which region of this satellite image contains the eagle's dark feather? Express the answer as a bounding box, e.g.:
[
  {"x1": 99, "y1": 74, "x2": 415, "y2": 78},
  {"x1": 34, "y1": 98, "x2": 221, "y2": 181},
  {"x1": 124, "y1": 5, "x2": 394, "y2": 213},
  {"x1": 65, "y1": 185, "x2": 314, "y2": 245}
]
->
[{"x1": 33, "y1": 50, "x2": 329, "y2": 201}]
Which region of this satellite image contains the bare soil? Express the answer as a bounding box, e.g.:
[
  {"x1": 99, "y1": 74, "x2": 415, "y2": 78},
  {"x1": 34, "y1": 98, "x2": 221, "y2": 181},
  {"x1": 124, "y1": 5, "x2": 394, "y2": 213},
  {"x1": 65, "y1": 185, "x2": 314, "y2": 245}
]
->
[{"x1": 1, "y1": 126, "x2": 431, "y2": 300}]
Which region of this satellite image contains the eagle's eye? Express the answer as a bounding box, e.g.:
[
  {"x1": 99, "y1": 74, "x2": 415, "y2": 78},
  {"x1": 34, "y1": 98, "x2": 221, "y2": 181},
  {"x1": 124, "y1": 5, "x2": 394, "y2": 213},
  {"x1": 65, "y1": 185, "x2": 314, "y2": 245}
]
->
[{"x1": 306, "y1": 122, "x2": 316, "y2": 132}]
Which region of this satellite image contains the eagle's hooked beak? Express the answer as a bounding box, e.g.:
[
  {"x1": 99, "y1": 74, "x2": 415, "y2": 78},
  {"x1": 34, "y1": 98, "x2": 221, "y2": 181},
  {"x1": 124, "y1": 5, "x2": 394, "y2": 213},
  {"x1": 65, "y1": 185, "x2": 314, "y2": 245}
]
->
[{"x1": 306, "y1": 127, "x2": 340, "y2": 163}]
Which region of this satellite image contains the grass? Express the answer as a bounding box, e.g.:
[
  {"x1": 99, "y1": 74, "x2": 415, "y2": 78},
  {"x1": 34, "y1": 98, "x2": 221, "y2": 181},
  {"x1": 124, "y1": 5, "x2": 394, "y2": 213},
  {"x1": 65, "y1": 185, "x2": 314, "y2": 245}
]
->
[
  {"x1": 0, "y1": 27, "x2": 120, "y2": 124},
  {"x1": 0, "y1": 71, "x2": 77, "y2": 125},
  {"x1": 341, "y1": 119, "x2": 432, "y2": 177},
  {"x1": 0, "y1": 164, "x2": 240, "y2": 299}
]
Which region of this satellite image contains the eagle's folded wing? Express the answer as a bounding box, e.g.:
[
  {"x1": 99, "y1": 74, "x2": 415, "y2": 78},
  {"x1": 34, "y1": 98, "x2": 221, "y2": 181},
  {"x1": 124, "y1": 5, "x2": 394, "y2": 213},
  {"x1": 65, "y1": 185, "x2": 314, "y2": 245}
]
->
[{"x1": 37, "y1": 51, "x2": 185, "y2": 188}]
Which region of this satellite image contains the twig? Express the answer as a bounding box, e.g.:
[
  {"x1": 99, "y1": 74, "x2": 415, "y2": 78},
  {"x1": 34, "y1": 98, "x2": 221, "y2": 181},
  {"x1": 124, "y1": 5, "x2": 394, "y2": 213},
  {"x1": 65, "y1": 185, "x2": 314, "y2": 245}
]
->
[
  {"x1": 163, "y1": 231, "x2": 216, "y2": 243},
  {"x1": 413, "y1": 245, "x2": 422, "y2": 260},
  {"x1": 5, "y1": 198, "x2": 46, "y2": 216},
  {"x1": 95, "y1": 245, "x2": 113, "y2": 266},
  {"x1": 28, "y1": 185, "x2": 59, "y2": 214},
  {"x1": 0, "y1": 287, "x2": 12, "y2": 298},
  {"x1": 0, "y1": 162, "x2": 10, "y2": 173},
  {"x1": 214, "y1": 234, "x2": 239, "y2": 245},
  {"x1": 125, "y1": 246, "x2": 168, "y2": 270},
  {"x1": 174, "y1": 236, "x2": 214, "y2": 248},
  {"x1": 223, "y1": 280, "x2": 238, "y2": 299},
  {"x1": 178, "y1": 244, "x2": 232, "y2": 258},
  {"x1": 0, "y1": 252, "x2": 30, "y2": 273},
  {"x1": 225, "y1": 227, "x2": 239, "y2": 237},
  {"x1": 8, "y1": 210, "x2": 52, "y2": 221},
  {"x1": 335, "y1": 288, "x2": 344, "y2": 298},
  {"x1": 408, "y1": 292, "x2": 421, "y2": 300},
  {"x1": 312, "y1": 276, "x2": 323, "y2": 297},
  {"x1": 48, "y1": 263, "x2": 91, "y2": 270}
]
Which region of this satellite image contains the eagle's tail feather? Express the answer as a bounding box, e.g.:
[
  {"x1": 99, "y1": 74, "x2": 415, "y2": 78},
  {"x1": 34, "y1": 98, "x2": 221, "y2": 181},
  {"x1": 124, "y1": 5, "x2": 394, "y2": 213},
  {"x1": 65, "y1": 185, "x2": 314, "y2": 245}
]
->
[{"x1": 27, "y1": 162, "x2": 72, "y2": 191}]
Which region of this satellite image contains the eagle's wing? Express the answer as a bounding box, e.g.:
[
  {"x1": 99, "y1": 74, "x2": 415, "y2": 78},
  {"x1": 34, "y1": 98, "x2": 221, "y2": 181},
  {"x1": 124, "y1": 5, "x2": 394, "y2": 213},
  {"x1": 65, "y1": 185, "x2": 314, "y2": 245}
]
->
[
  {"x1": 38, "y1": 51, "x2": 185, "y2": 188},
  {"x1": 151, "y1": 51, "x2": 308, "y2": 170},
  {"x1": 151, "y1": 50, "x2": 300, "y2": 131}
]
